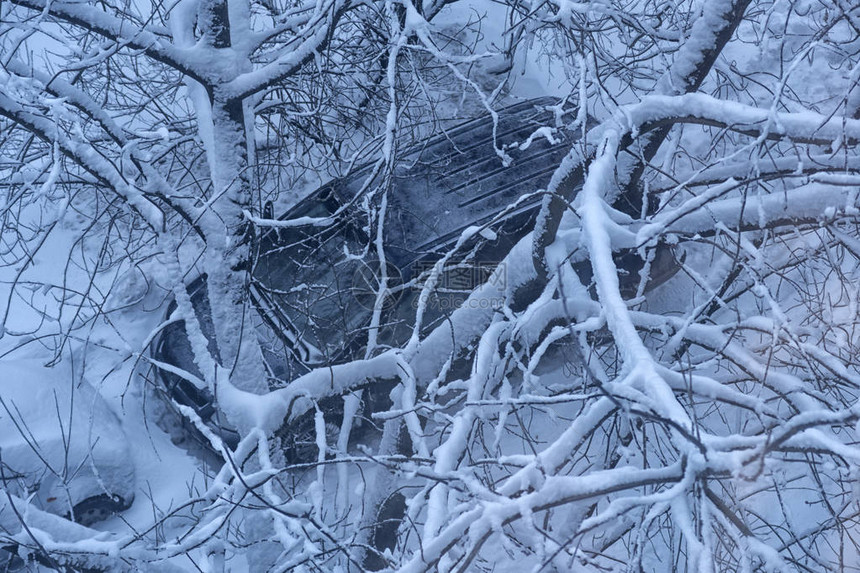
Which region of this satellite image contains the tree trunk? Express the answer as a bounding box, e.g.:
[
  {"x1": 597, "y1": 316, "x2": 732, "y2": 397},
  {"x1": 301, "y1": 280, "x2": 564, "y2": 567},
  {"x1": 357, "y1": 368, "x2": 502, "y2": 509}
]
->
[{"x1": 197, "y1": 0, "x2": 267, "y2": 395}]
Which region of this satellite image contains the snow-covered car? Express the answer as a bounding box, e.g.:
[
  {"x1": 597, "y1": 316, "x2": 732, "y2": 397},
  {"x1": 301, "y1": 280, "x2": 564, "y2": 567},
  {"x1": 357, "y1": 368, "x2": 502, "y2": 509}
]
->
[
  {"x1": 152, "y1": 98, "x2": 571, "y2": 453},
  {"x1": 0, "y1": 360, "x2": 135, "y2": 531},
  {"x1": 151, "y1": 98, "x2": 676, "y2": 459}
]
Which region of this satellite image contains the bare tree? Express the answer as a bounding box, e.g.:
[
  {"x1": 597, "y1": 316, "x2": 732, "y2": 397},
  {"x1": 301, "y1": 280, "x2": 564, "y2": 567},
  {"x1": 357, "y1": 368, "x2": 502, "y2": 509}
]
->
[
  {"x1": 371, "y1": 1, "x2": 860, "y2": 571},
  {"x1": 2, "y1": 0, "x2": 860, "y2": 571},
  {"x1": 0, "y1": 0, "x2": 498, "y2": 569}
]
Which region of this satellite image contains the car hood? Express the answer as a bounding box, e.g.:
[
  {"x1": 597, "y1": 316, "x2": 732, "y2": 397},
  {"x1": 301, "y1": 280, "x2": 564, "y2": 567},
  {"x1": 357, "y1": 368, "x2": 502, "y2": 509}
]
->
[{"x1": 0, "y1": 360, "x2": 135, "y2": 516}]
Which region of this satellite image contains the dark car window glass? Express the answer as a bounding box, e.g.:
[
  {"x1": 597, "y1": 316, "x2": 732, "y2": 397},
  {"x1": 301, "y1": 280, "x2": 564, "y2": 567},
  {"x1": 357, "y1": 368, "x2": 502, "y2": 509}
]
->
[{"x1": 254, "y1": 211, "x2": 372, "y2": 373}]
